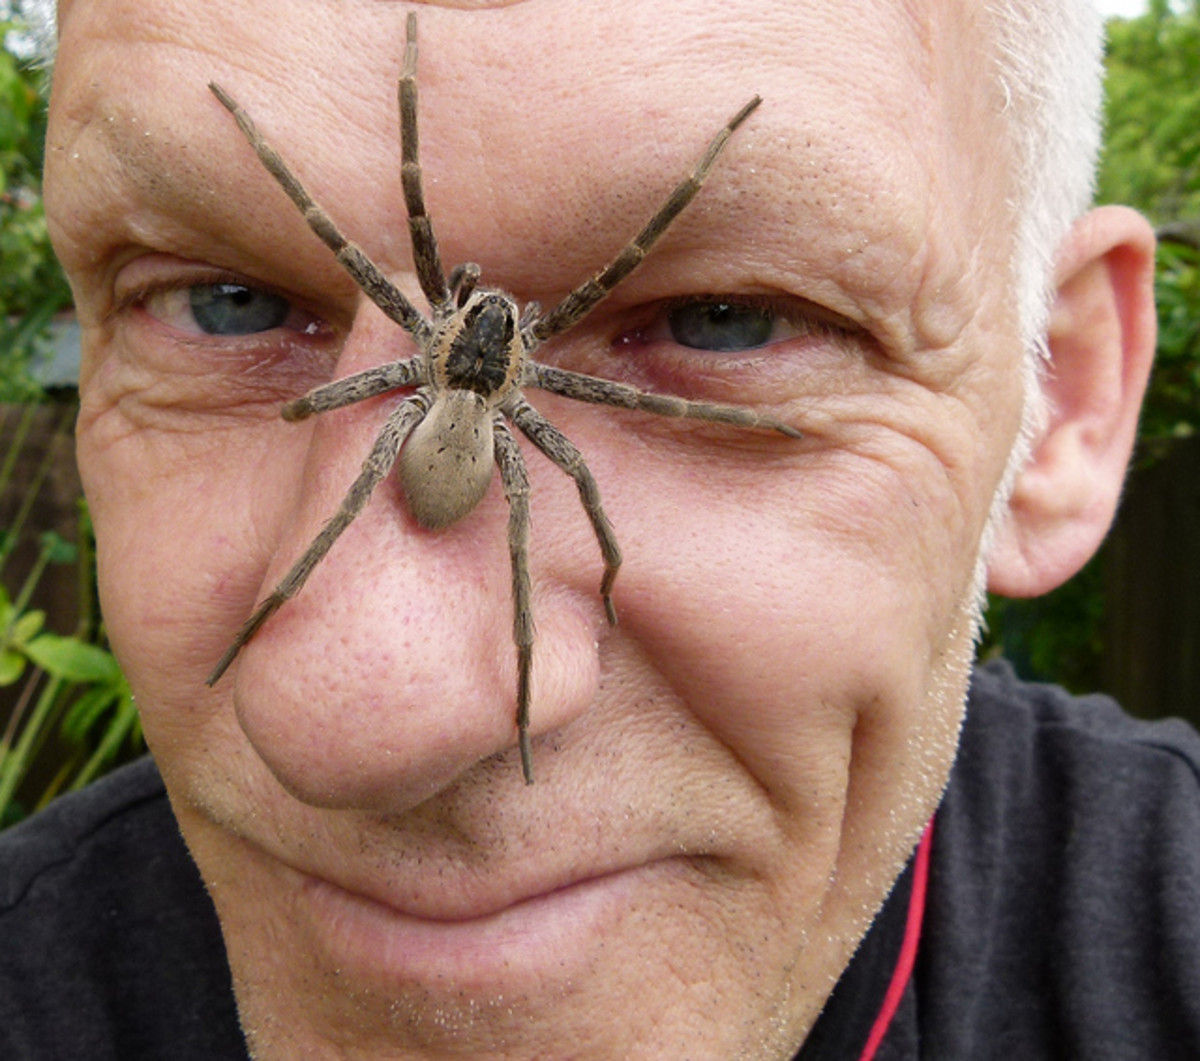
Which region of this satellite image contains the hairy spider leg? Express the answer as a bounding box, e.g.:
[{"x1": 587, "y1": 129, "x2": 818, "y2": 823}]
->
[
  {"x1": 526, "y1": 363, "x2": 803, "y2": 439},
  {"x1": 525, "y1": 96, "x2": 763, "y2": 346},
  {"x1": 282, "y1": 358, "x2": 427, "y2": 422},
  {"x1": 206, "y1": 396, "x2": 429, "y2": 686},
  {"x1": 448, "y1": 263, "x2": 482, "y2": 308},
  {"x1": 208, "y1": 81, "x2": 432, "y2": 344},
  {"x1": 505, "y1": 398, "x2": 621, "y2": 625},
  {"x1": 398, "y1": 12, "x2": 451, "y2": 310},
  {"x1": 492, "y1": 419, "x2": 536, "y2": 783}
]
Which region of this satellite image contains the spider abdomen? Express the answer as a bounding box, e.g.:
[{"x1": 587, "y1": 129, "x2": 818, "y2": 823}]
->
[{"x1": 399, "y1": 390, "x2": 496, "y2": 529}]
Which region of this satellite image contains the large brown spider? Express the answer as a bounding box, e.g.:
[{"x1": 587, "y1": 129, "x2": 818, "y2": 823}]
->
[{"x1": 206, "y1": 13, "x2": 800, "y2": 783}]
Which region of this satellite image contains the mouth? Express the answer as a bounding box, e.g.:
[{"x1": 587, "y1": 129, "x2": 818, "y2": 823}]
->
[{"x1": 292, "y1": 857, "x2": 683, "y2": 990}]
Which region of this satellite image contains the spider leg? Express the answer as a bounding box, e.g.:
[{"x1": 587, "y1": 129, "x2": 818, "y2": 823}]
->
[
  {"x1": 518, "y1": 300, "x2": 542, "y2": 330},
  {"x1": 505, "y1": 398, "x2": 621, "y2": 626},
  {"x1": 525, "y1": 96, "x2": 762, "y2": 345},
  {"x1": 448, "y1": 263, "x2": 481, "y2": 307},
  {"x1": 492, "y1": 418, "x2": 536, "y2": 784},
  {"x1": 208, "y1": 82, "x2": 430, "y2": 343},
  {"x1": 282, "y1": 357, "x2": 426, "y2": 421},
  {"x1": 207, "y1": 395, "x2": 428, "y2": 685},
  {"x1": 399, "y1": 12, "x2": 451, "y2": 310},
  {"x1": 526, "y1": 362, "x2": 802, "y2": 439}
]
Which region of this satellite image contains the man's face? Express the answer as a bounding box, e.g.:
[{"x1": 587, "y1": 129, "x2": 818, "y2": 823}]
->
[{"x1": 47, "y1": 1, "x2": 1022, "y2": 1055}]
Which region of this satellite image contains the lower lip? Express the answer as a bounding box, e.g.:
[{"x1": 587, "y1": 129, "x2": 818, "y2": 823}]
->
[{"x1": 296, "y1": 862, "x2": 660, "y2": 990}]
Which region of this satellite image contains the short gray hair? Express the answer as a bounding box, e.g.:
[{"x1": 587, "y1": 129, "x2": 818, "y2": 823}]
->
[
  {"x1": 974, "y1": 1, "x2": 1106, "y2": 610},
  {"x1": 985, "y1": 0, "x2": 1106, "y2": 423}
]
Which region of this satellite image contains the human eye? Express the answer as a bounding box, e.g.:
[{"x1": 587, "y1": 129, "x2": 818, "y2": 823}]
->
[
  {"x1": 107, "y1": 261, "x2": 345, "y2": 409},
  {"x1": 139, "y1": 280, "x2": 328, "y2": 338},
  {"x1": 620, "y1": 295, "x2": 807, "y2": 356},
  {"x1": 663, "y1": 298, "x2": 786, "y2": 352},
  {"x1": 592, "y1": 291, "x2": 865, "y2": 410}
]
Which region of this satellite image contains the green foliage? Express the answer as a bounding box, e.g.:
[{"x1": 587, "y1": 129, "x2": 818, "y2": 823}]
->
[
  {"x1": 981, "y1": 556, "x2": 1107, "y2": 692},
  {"x1": 1140, "y1": 238, "x2": 1200, "y2": 449},
  {"x1": 0, "y1": 15, "x2": 70, "y2": 401},
  {"x1": 0, "y1": 408, "x2": 142, "y2": 829},
  {"x1": 0, "y1": 12, "x2": 137, "y2": 812},
  {"x1": 0, "y1": 545, "x2": 139, "y2": 825},
  {"x1": 984, "y1": 3, "x2": 1200, "y2": 692},
  {"x1": 1098, "y1": 1, "x2": 1200, "y2": 448},
  {"x1": 1095, "y1": 0, "x2": 1200, "y2": 450},
  {"x1": 1098, "y1": 2, "x2": 1200, "y2": 225},
  {"x1": 0, "y1": 530, "x2": 141, "y2": 827}
]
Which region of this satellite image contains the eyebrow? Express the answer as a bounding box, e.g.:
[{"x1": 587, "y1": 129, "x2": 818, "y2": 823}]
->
[
  {"x1": 98, "y1": 99, "x2": 275, "y2": 221},
  {"x1": 58, "y1": 51, "x2": 963, "y2": 368}
]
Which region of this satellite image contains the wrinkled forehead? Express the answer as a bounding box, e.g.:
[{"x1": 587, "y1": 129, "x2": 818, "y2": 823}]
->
[
  {"x1": 51, "y1": 0, "x2": 1009, "y2": 172},
  {"x1": 49, "y1": 0, "x2": 1016, "y2": 331}
]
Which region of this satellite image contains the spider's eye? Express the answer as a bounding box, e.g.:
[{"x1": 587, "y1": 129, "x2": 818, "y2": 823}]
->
[
  {"x1": 666, "y1": 300, "x2": 774, "y2": 352},
  {"x1": 140, "y1": 282, "x2": 326, "y2": 338}
]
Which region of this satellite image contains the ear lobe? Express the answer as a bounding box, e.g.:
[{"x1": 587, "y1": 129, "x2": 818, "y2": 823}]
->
[{"x1": 987, "y1": 205, "x2": 1157, "y2": 598}]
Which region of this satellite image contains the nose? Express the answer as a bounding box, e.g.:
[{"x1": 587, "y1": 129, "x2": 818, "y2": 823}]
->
[{"x1": 227, "y1": 310, "x2": 605, "y2": 809}]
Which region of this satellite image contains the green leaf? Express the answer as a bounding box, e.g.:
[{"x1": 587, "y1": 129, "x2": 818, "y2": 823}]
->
[
  {"x1": 62, "y1": 678, "x2": 134, "y2": 746},
  {"x1": 23, "y1": 634, "x2": 121, "y2": 684},
  {"x1": 66, "y1": 684, "x2": 140, "y2": 791},
  {"x1": 60, "y1": 684, "x2": 121, "y2": 743},
  {"x1": 38, "y1": 530, "x2": 77, "y2": 566},
  {"x1": 10, "y1": 607, "x2": 44, "y2": 646},
  {"x1": 0, "y1": 648, "x2": 25, "y2": 685}
]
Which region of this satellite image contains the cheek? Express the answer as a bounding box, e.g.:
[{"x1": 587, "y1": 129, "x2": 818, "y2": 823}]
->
[
  {"x1": 606, "y1": 440, "x2": 980, "y2": 799},
  {"x1": 78, "y1": 414, "x2": 296, "y2": 720}
]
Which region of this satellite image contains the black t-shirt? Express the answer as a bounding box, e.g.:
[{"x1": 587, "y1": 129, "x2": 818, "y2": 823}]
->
[
  {"x1": 2, "y1": 661, "x2": 1198, "y2": 1059},
  {"x1": 803, "y1": 661, "x2": 1200, "y2": 1060}
]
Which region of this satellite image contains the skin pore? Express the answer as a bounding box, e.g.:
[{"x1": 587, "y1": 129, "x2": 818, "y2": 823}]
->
[{"x1": 44, "y1": 0, "x2": 1155, "y2": 1057}]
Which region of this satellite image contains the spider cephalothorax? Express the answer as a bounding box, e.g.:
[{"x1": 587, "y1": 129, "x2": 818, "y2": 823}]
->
[{"x1": 206, "y1": 12, "x2": 800, "y2": 783}]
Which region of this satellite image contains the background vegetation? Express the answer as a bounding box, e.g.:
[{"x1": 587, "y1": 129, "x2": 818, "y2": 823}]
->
[
  {"x1": 980, "y1": 0, "x2": 1200, "y2": 702},
  {"x1": 1, "y1": 6, "x2": 69, "y2": 401},
  {"x1": 2, "y1": 7, "x2": 139, "y2": 826},
  {"x1": 1, "y1": 3, "x2": 1198, "y2": 825},
  {"x1": 1097, "y1": 0, "x2": 1200, "y2": 446}
]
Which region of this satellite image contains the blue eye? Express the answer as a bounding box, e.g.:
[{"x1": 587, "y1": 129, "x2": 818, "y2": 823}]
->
[
  {"x1": 189, "y1": 283, "x2": 291, "y2": 335},
  {"x1": 139, "y1": 280, "x2": 328, "y2": 339},
  {"x1": 666, "y1": 300, "x2": 774, "y2": 351}
]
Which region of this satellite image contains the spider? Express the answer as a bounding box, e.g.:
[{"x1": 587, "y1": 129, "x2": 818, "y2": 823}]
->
[{"x1": 205, "y1": 12, "x2": 800, "y2": 783}]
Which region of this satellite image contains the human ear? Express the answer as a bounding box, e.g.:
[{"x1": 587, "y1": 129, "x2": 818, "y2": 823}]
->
[{"x1": 987, "y1": 205, "x2": 1157, "y2": 598}]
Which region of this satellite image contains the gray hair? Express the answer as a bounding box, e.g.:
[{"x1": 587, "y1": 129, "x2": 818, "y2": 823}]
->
[
  {"x1": 986, "y1": 0, "x2": 1106, "y2": 433},
  {"x1": 974, "y1": 1, "x2": 1106, "y2": 618}
]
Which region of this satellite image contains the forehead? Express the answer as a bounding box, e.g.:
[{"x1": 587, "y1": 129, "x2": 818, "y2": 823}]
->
[
  {"x1": 50, "y1": 0, "x2": 1004, "y2": 186},
  {"x1": 49, "y1": 0, "x2": 1013, "y2": 333}
]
